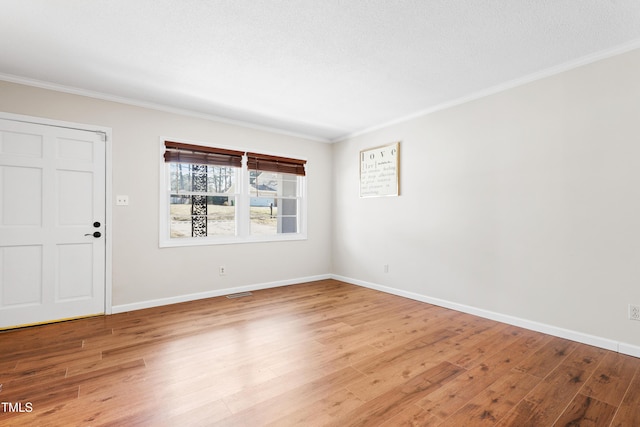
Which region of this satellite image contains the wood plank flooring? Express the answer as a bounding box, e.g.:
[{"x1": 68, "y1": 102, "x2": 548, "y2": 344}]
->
[{"x1": 1, "y1": 279, "x2": 639, "y2": 426}]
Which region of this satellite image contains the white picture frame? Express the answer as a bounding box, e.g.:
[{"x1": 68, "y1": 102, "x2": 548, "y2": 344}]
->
[{"x1": 359, "y1": 142, "x2": 400, "y2": 198}]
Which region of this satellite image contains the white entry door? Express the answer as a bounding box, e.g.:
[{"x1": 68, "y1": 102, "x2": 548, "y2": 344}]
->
[{"x1": 0, "y1": 118, "x2": 106, "y2": 329}]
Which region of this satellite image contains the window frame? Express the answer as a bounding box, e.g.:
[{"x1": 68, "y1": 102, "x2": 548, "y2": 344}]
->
[{"x1": 159, "y1": 138, "x2": 307, "y2": 247}]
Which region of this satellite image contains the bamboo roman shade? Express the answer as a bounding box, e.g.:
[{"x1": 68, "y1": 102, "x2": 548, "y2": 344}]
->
[
  {"x1": 164, "y1": 141, "x2": 307, "y2": 175},
  {"x1": 164, "y1": 141, "x2": 244, "y2": 168},
  {"x1": 246, "y1": 152, "x2": 307, "y2": 176}
]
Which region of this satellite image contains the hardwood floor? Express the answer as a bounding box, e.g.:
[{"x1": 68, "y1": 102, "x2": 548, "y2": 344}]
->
[{"x1": 1, "y1": 279, "x2": 639, "y2": 426}]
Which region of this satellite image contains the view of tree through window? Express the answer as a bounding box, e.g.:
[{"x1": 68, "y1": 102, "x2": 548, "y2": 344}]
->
[{"x1": 169, "y1": 164, "x2": 237, "y2": 237}]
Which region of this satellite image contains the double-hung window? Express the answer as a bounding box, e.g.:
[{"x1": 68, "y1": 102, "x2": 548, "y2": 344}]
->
[
  {"x1": 247, "y1": 152, "x2": 306, "y2": 236},
  {"x1": 160, "y1": 140, "x2": 307, "y2": 247},
  {"x1": 164, "y1": 141, "x2": 243, "y2": 239}
]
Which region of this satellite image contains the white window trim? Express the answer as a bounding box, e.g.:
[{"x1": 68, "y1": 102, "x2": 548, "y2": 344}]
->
[{"x1": 158, "y1": 138, "x2": 307, "y2": 248}]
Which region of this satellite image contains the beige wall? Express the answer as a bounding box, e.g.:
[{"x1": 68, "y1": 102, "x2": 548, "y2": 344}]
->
[
  {"x1": 332, "y1": 48, "x2": 640, "y2": 349},
  {"x1": 0, "y1": 81, "x2": 333, "y2": 306}
]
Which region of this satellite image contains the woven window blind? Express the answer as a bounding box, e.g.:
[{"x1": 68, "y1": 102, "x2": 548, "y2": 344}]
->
[
  {"x1": 246, "y1": 152, "x2": 306, "y2": 176},
  {"x1": 164, "y1": 141, "x2": 244, "y2": 168}
]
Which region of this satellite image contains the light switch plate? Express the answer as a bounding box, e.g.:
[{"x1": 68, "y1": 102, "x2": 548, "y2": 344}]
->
[{"x1": 116, "y1": 195, "x2": 129, "y2": 206}]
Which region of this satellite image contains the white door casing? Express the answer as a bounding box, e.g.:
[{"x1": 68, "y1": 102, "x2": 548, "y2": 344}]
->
[{"x1": 0, "y1": 116, "x2": 109, "y2": 328}]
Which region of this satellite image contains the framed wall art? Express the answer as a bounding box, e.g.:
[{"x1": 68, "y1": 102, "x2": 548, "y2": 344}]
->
[{"x1": 359, "y1": 142, "x2": 400, "y2": 198}]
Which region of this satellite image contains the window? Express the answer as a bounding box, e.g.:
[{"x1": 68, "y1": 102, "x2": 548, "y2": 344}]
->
[
  {"x1": 168, "y1": 163, "x2": 238, "y2": 238},
  {"x1": 247, "y1": 152, "x2": 306, "y2": 236},
  {"x1": 160, "y1": 140, "x2": 307, "y2": 246}
]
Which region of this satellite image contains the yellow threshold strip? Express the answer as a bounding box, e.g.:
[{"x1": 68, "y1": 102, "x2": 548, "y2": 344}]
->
[{"x1": 0, "y1": 313, "x2": 105, "y2": 331}]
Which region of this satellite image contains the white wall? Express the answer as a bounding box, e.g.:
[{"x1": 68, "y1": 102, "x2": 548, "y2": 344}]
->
[
  {"x1": 332, "y1": 48, "x2": 640, "y2": 350},
  {"x1": 0, "y1": 81, "x2": 332, "y2": 307}
]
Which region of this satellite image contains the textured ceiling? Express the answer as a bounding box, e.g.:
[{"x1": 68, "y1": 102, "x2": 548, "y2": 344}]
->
[{"x1": 2, "y1": 1, "x2": 640, "y2": 142}]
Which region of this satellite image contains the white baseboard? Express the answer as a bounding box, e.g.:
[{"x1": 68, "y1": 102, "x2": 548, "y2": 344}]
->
[
  {"x1": 619, "y1": 343, "x2": 640, "y2": 359},
  {"x1": 111, "y1": 274, "x2": 331, "y2": 314},
  {"x1": 332, "y1": 274, "x2": 640, "y2": 359}
]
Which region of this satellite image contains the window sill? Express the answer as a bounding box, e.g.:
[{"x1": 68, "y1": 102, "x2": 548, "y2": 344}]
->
[{"x1": 159, "y1": 233, "x2": 308, "y2": 248}]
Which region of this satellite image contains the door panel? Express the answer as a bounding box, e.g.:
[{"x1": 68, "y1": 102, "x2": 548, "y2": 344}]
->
[
  {"x1": 0, "y1": 118, "x2": 106, "y2": 328},
  {"x1": 2, "y1": 130, "x2": 43, "y2": 157},
  {"x1": 2, "y1": 166, "x2": 42, "y2": 226},
  {"x1": 57, "y1": 243, "x2": 94, "y2": 300},
  {"x1": 1, "y1": 245, "x2": 43, "y2": 306},
  {"x1": 58, "y1": 170, "x2": 94, "y2": 225}
]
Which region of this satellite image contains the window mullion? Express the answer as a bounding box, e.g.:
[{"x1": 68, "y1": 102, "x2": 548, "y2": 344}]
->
[
  {"x1": 237, "y1": 155, "x2": 250, "y2": 237},
  {"x1": 162, "y1": 162, "x2": 172, "y2": 242}
]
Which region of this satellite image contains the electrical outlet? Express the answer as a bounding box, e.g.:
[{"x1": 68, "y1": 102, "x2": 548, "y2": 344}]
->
[
  {"x1": 383, "y1": 264, "x2": 389, "y2": 273},
  {"x1": 219, "y1": 266, "x2": 226, "y2": 276},
  {"x1": 629, "y1": 304, "x2": 640, "y2": 321}
]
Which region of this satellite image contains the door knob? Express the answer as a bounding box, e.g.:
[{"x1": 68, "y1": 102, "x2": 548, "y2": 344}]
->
[{"x1": 85, "y1": 232, "x2": 102, "y2": 238}]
